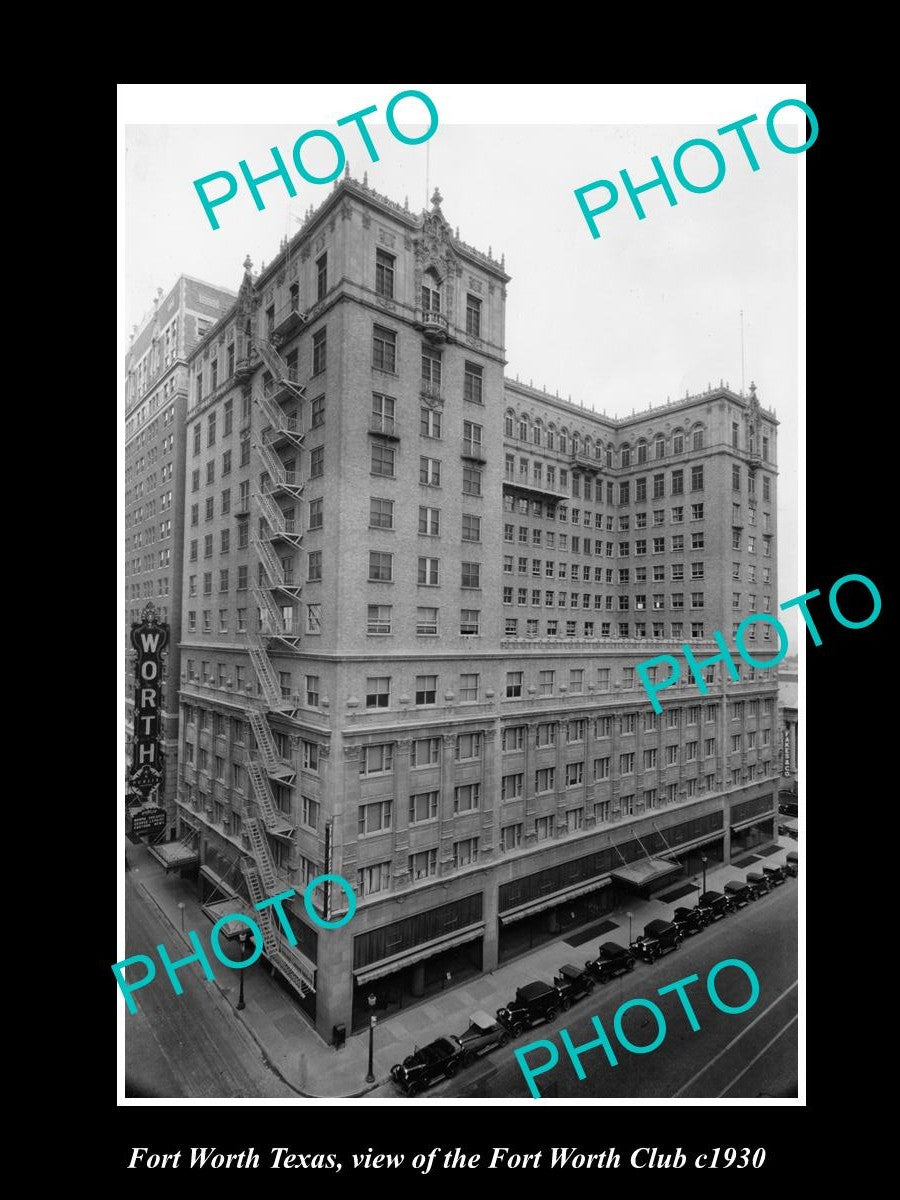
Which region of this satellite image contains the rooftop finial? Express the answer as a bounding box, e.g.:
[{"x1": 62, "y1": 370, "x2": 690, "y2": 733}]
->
[
  {"x1": 750, "y1": 380, "x2": 757, "y2": 396},
  {"x1": 501, "y1": 253, "x2": 505, "y2": 268},
  {"x1": 363, "y1": 170, "x2": 368, "y2": 186},
  {"x1": 431, "y1": 187, "x2": 443, "y2": 209},
  {"x1": 404, "y1": 195, "x2": 409, "y2": 210},
  {"x1": 242, "y1": 254, "x2": 253, "y2": 274},
  {"x1": 343, "y1": 161, "x2": 350, "y2": 178}
]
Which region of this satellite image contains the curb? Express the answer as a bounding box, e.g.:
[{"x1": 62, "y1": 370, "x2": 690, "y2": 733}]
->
[{"x1": 134, "y1": 879, "x2": 387, "y2": 1098}]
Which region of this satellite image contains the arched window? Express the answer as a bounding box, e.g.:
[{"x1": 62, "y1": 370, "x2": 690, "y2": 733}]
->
[
  {"x1": 655, "y1": 435, "x2": 665, "y2": 459},
  {"x1": 621, "y1": 443, "x2": 631, "y2": 468},
  {"x1": 559, "y1": 428, "x2": 568, "y2": 453},
  {"x1": 672, "y1": 428, "x2": 684, "y2": 455},
  {"x1": 533, "y1": 420, "x2": 542, "y2": 446},
  {"x1": 692, "y1": 426, "x2": 705, "y2": 450},
  {"x1": 421, "y1": 267, "x2": 442, "y2": 314},
  {"x1": 595, "y1": 439, "x2": 604, "y2": 460},
  {"x1": 606, "y1": 445, "x2": 613, "y2": 466},
  {"x1": 547, "y1": 425, "x2": 556, "y2": 451},
  {"x1": 637, "y1": 440, "x2": 648, "y2": 464},
  {"x1": 504, "y1": 410, "x2": 515, "y2": 438},
  {"x1": 572, "y1": 432, "x2": 580, "y2": 455},
  {"x1": 584, "y1": 436, "x2": 593, "y2": 460},
  {"x1": 518, "y1": 414, "x2": 529, "y2": 441}
]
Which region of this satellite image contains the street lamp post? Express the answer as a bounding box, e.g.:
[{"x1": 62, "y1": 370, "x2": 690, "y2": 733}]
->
[
  {"x1": 366, "y1": 993, "x2": 377, "y2": 1084},
  {"x1": 701, "y1": 854, "x2": 708, "y2": 895},
  {"x1": 236, "y1": 931, "x2": 248, "y2": 1011},
  {"x1": 626, "y1": 910, "x2": 633, "y2": 944},
  {"x1": 178, "y1": 902, "x2": 185, "y2": 931}
]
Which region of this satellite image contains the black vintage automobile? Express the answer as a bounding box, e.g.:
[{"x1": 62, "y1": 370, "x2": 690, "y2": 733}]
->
[
  {"x1": 785, "y1": 850, "x2": 799, "y2": 876},
  {"x1": 390, "y1": 1036, "x2": 464, "y2": 1095},
  {"x1": 553, "y1": 964, "x2": 596, "y2": 1009},
  {"x1": 630, "y1": 919, "x2": 683, "y2": 963},
  {"x1": 497, "y1": 981, "x2": 562, "y2": 1035},
  {"x1": 746, "y1": 871, "x2": 771, "y2": 898},
  {"x1": 762, "y1": 863, "x2": 787, "y2": 886},
  {"x1": 585, "y1": 941, "x2": 636, "y2": 982},
  {"x1": 456, "y1": 1012, "x2": 509, "y2": 1064},
  {"x1": 697, "y1": 890, "x2": 734, "y2": 920},
  {"x1": 723, "y1": 879, "x2": 753, "y2": 908},
  {"x1": 672, "y1": 905, "x2": 709, "y2": 936}
]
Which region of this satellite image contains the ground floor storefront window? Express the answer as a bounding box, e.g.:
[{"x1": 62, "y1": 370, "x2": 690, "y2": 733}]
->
[
  {"x1": 730, "y1": 817, "x2": 776, "y2": 857},
  {"x1": 351, "y1": 938, "x2": 483, "y2": 1032},
  {"x1": 498, "y1": 883, "x2": 618, "y2": 964}
]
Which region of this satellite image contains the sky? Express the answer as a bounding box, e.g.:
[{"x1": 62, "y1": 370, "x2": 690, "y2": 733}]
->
[{"x1": 119, "y1": 84, "x2": 804, "y2": 648}]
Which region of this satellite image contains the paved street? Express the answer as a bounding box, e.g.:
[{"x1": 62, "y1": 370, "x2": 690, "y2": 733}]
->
[
  {"x1": 124, "y1": 871, "x2": 296, "y2": 1098},
  {"x1": 417, "y1": 881, "x2": 797, "y2": 1099}
]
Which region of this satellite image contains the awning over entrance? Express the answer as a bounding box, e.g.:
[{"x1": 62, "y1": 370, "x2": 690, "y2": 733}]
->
[
  {"x1": 353, "y1": 923, "x2": 485, "y2": 985},
  {"x1": 200, "y1": 897, "x2": 259, "y2": 940},
  {"x1": 499, "y1": 877, "x2": 612, "y2": 926},
  {"x1": 147, "y1": 841, "x2": 200, "y2": 871},
  {"x1": 609, "y1": 858, "x2": 682, "y2": 889}
]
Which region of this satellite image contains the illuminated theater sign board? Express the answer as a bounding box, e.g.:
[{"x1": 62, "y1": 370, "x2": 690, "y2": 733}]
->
[{"x1": 129, "y1": 602, "x2": 169, "y2": 799}]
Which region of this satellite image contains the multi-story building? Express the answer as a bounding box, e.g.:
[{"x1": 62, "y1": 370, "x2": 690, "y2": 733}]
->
[
  {"x1": 124, "y1": 276, "x2": 235, "y2": 830},
  {"x1": 169, "y1": 175, "x2": 783, "y2": 1044}
]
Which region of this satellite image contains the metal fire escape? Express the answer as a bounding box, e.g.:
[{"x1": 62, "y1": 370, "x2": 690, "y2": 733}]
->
[{"x1": 238, "y1": 327, "x2": 316, "y2": 998}]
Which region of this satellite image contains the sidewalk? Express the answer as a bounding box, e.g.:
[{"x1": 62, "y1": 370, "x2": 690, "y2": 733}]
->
[{"x1": 126, "y1": 835, "x2": 797, "y2": 1098}]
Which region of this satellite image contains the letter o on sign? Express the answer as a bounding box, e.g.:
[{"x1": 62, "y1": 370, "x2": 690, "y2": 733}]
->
[{"x1": 140, "y1": 659, "x2": 158, "y2": 681}]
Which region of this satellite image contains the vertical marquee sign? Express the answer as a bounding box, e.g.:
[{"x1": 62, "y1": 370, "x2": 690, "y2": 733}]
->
[{"x1": 129, "y1": 602, "x2": 170, "y2": 799}]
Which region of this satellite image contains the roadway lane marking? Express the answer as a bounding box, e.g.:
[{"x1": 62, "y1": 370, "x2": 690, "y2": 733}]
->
[
  {"x1": 716, "y1": 1014, "x2": 798, "y2": 1097},
  {"x1": 671, "y1": 979, "x2": 798, "y2": 1097}
]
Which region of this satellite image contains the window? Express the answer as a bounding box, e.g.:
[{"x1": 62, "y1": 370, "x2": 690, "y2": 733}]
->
[
  {"x1": 501, "y1": 773, "x2": 523, "y2": 800},
  {"x1": 421, "y1": 348, "x2": 442, "y2": 389},
  {"x1": 307, "y1": 550, "x2": 322, "y2": 581},
  {"x1": 369, "y1": 439, "x2": 396, "y2": 477},
  {"x1": 369, "y1": 551, "x2": 393, "y2": 582},
  {"x1": 420, "y1": 456, "x2": 441, "y2": 487},
  {"x1": 302, "y1": 741, "x2": 319, "y2": 772},
  {"x1": 620, "y1": 752, "x2": 635, "y2": 775},
  {"x1": 535, "y1": 816, "x2": 555, "y2": 841},
  {"x1": 367, "y1": 604, "x2": 392, "y2": 634},
  {"x1": 418, "y1": 556, "x2": 439, "y2": 586},
  {"x1": 415, "y1": 505, "x2": 440, "y2": 537},
  {"x1": 411, "y1": 738, "x2": 440, "y2": 768},
  {"x1": 569, "y1": 668, "x2": 584, "y2": 693},
  {"x1": 691, "y1": 466, "x2": 704, "y2": 491},
  {"x1": 375, "y1": 248, "x2": 395, "y2": 298},
  {"x1": 453, "y1": 837, "x2": 479, "y2": 867},
  {"x1": 461, "y1": 562, "x2": 481, "y2": 589},
  {"x1": 366, "y1": 676, "x2": 390, "y2": 708},
  {"x1": 506, "y1": 671, "x2": 523, "y2": 698},
  {"x1": 358, "y1": 799, "x2": 393, "y2": 838},
  {"x1": 535, "y1": 767, "x2": 555, "y2": 793},
  {"x1": 454, "y1": 784, "x2": 480, "y2": 814},
  {"x1": 408, "y1": 849, "x2": 438, "y2": 880},
  {"x1": 415, "y1": 674, "x2": 437, "y2": 705},
  {"x1": 416, "y1": 606, "x2": 438, "y2": 635},
  {"x1": 357, "y1": 862, "x2": 391, "y2": 897},
  {"x1": 462, "y1": 513, "x2": 481, "y2": 542},
  {"x1": 315, "y1": 252, "x2": 328, "y2": 300},
  {"x1": 538, "y1": 669, "x2": 555, "y2": 696},
  {"x1": 369, "y1": 497, "x2": 394, "y2": 529},
  {"x1": 466, "y1": 295, "x2": 482, "y2": 337},
  {"x1": 502, "y1": 726, "x2": 525, "y2": 752},
  {"x1": 565, "y1": 761, "x2": 584, "y2": 787},
  {"x1": 501, "y1": 823, "x2": 523, "y2": 852},
  {"x1": 464, "y1": 361, "x2": 483, "y2": 404},
  {"x1": 420, "y1": 407, "x2": 442, "y2": 438},
  {"x1": 311, "y1": 395, "x2": 325, "y2": 428},
  {"x1": 458, "y1": 673, "x2": 480, "y2": 704},
  {"x1": 457, "y1": 731, "x2": 482, "y2": 760},
  {"x1": 312, "y1": 328, "x2": 327, "y2": 375}
]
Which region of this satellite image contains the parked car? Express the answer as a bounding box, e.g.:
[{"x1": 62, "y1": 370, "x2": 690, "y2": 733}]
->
[
  {"x1": 672, "y1": 905, "x2": 709, "y2": 936},
  {"x1": 497, "y1": 981, "x2": 562, "y2": 1035},
  {"x1": 697, "y1": 890, "x2": 734, "y2": 920},
  {"x1": 762, "y1": 864, "x2": 787, "y2": 886},
  {"x1": 585, "y1": 941, "x2": 636, "y2": 982},
  {"x1": 746, "y1": 871, "x2": 771, "y2": 898},
  {"x1": 630, "y1": 918, "x2": 683, "y2": 963},
  {"x1": 553, "y1": 964, "x2": 596, "y2": 1009},
  {"x1": 785, "y1": 850, "x2": 799, "y2": 876},
  {"x1": 723, "y1": 879, "x2": 753, "y2": 908},
  {"x1": 456, "y1": 1012, "x2": 509, "y2": 1064},
  {"x1": 390, "y1": 1036, "x2": 464, "y2": 1095},
  {"x1": 779, "y1": 799, "x2": 799, "y2": 818}
]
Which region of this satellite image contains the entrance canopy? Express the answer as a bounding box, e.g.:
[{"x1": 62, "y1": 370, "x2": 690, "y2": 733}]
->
[
  {"x1": 200, "y1": 897, "x2": 259, "y2": 940},
  {"x1": 354, "y1": 923, "x2": 485, "y2": 985},
  {"x1": 147, "y1": 841, "x2": 199, "y2": 871},
  {"x1": 499, "y1": 877, "x2": 612, "y2": 926},
  {"x1": 609, "y1": 858, "x2": 681, "y2": 889}
]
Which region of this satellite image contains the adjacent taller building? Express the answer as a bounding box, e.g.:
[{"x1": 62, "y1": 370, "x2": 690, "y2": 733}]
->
[
  {"x1": 158, "y1": 176, "x2": 781, "y2": 1043},
  {"x1": 124, "y1": 276, "x2": 235, "y2": 825}
]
